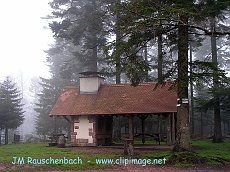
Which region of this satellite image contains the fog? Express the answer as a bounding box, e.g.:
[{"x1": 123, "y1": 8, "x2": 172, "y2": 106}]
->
[
  {"x1": 0, "y1": 0, "x2": 52, "y2": 80},
  {"x1": 0, "y1": 0, "x2": 53, "y2": 140},
  {"x1": 0, "y1": 0, "x2": 229, "y2": 143}
]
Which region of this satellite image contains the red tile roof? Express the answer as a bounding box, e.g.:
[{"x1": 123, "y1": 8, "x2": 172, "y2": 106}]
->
[{"x1": 50, "y1": 82, "x2": 177, "y2": 116}]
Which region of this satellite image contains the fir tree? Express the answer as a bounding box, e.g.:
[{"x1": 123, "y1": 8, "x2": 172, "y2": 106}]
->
[
  {"x1": 48, "y1": 0, "x2": 108, "y2": 72},
  {"x1": 106, "y1": 0, "x2": 230, "y2": 151},
  {"x1": 34, "y1": 77, "x2": 69, "y2": 137},
  {"x1": 0, "y1": 77, "x2": 24, "y2": 144},
  {"x1": 34, "y1": 38, "x2": 74, "y2": 138}
]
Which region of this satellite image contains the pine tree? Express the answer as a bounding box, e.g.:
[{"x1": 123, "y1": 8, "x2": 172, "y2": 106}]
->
[
  {"x1": 48, "y1": 0, "x2": 108, "y2": 72},
  {"x1": 44, "y1": 38, "x2": 84, "y2": 81},
  {"x1": 106, "y1": 0, "x2": 230, "y2": 151},
  {"x1": 0, "y1": 77, "x2": 24, "y2": 144},
  {"x1": 34, "y1": 77, "x2": 69, "y2": 137},
  {"x1": 34, "y1": 38, "x2": 74, "y2": 138}
]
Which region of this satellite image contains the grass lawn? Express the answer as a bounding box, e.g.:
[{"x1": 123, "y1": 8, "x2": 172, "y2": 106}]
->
[
  {"x1": 0, "y1": 143, "x2": 117, "y2": 171},
  {"x1": 166, "y1": 140, "x2": 230, "y2": 167},
  {"x1": 0, "y1": 140, "x2": 229, "y2": 171},
  {"x1": 191, "y1": 140, "x2": 230, "y2": 164}
]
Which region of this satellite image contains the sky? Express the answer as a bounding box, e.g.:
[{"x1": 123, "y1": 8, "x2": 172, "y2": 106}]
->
[{"x1": 0, "y1": 0, "x2": 54, "y2": 82}]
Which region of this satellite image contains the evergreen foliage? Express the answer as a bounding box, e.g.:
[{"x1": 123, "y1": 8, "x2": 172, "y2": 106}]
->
[
  {"x1": 48, "y1": 0, "x2": 109, "y2": 72},
  {"x1": 0, "y1": 77, "x2": 24, "y2": 129},
  {"x1": 42, "y1": 0, "x2": 230, "y2": 149},
  {"x1": 44, "y1": 38, "x2": 84, "y2": 81},
  {"x1": 0, "y1": 77, "x2": 24, "y2": 144},
  {"x1": 34, "y1": 38, "x2": 74, "y2": 137},
  {"x1": 34, "y1": 77, "x2": 69, "y2": 137},
  {"x1": 104, "y1": 0, "x2": 230, "y2": 150}
]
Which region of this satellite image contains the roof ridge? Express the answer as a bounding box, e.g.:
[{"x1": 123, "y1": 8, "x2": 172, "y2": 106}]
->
[
  {"x1": 63, "y1": 82, "x2": 174, "y2": 88},
  {"x1": 64, "y1": 86, "x2": 79, "y2": 89},
  {"x1": 102, "y1": 82, "x2": 159, "y2": 87},
  {"x1": 102, "y1": 82, "x2": 158, "y2": 87}
]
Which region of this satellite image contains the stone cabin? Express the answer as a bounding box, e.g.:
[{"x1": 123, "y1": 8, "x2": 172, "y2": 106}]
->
[{"x1": 49, "y1": 72, "x2": 177, "y2": 146}]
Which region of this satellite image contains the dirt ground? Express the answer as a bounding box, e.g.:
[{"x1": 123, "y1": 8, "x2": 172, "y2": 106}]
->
[
  {"x1": 53, "y1": 165, "x2": 230, "y2": 172},
  {"x1": 70, "y1": 144, "x2": 173, "y2": 155},
  {"x1": 1, "y1": 163, "x2": 230, "y2": 172}
]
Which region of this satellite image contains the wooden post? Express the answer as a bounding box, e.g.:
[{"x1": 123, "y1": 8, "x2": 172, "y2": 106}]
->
[
  {"x1": 137, "y1": 115, "x2": 148, "y2": 144},
  {"x1": 71, "y1": 116, "x2": 74, "y2": 132},
  {"x1": 166, "y1": 113, "x2": 172, "y2": 145},
  {"x1": 158, "y1": 114, "x2": 163, "y2": 142},
  {"x1": 124, "y1": 114, "x2": 134, "y2": 155},
  {"x1": 129, "y1": 114, "x2": 134, "y2": 140},
  {"x1": 172, "y1": 113, "x2": 176, "y2": 144},
  {"x1": 228, "y1": 119, "x2": 230, "y2": 134},
  {"x1": 141, "y1": 116, "x2": 145, "y2": 144}
]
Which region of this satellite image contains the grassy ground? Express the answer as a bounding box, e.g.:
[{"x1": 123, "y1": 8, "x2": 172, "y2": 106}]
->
[
  {"x1": 0, "y1": 143, "x2": 116, "y2": 171},
  {"x1": 0, "y1": 140, "x2": 229, "y2": 171},
  {"x1": 166, "y1": 140, "x2": 230, "y2": 167},
  {"x1": 191, "y1": 140, "x2": 230, "y2": 164}
]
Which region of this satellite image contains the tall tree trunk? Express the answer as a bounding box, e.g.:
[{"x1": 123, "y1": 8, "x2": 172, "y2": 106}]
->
[
  {"x1": 115, "y1": 0, "x2": 121, "y2": 84},
  {"x1": 173, "y1": 16, "x2": 191, "y2": 151},
  {"x1": 92, "y1": 42, "x2": 98, "y2": 72},
  {"x1": 201, "y1": 112, "x2": 203, "y2": 139},
  {"x1": 144, "y1": 45, "x2": 149, "y2": 81},
  {"x1": 157, "y1": 34, "x2": 163, "y2": 141},
  {"x1": 158, "y1": 31, "x2": 163, "y2": 84},
  {"x1": 189, "y1": 43, "x2": 195, "y2": 137},
  {"x1": 210, "y1": 17, "x2": 223, "y2": 143},
  {"x1": 113, "y1": 0, "x2": 121, "y2": 142},
  {"x1": 0, "y1": 129, "x2": 1, "y2": 145},
  {"x1": 5, "y1": 126, "x2": 8, "y2": 145},
  {"x1": 157, "y1": 25, "x2": 163, "y2": 140},
  {"x1": 91, "y1": 0, "x2": 98, "y2": 72}
]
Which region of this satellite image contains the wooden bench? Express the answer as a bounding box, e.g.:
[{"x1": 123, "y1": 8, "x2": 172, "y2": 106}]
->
[
  {"x1": 48, "y1": 134, "x2": 67, "y2": 147},
  {"x1": 134, "y1": 133, "x2": 166, "y2": 145}
]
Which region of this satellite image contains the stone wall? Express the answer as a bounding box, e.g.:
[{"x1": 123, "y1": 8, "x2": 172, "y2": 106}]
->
[{"x1": 70, "y1": 115, "x2": 97, "y2": 146}]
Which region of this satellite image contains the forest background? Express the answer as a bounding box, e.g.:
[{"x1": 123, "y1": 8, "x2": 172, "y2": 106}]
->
[{"x1": 0, "y1": 0, "x2": 230, "y2": 152}]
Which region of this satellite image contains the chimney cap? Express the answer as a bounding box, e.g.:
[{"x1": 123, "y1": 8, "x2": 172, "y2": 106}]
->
[
  {"x1": 79, "y1": 71, "x2": 102, "y2": 75},
  {"x1": 79, "y1": 71, "x2": 104, "y2": 78}
]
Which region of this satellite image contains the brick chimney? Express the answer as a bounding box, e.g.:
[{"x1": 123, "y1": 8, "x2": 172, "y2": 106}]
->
[{"x1": 79, "y1": 72, "x2": 104, "y2": 94}]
